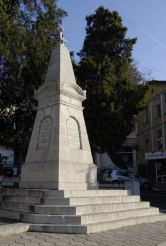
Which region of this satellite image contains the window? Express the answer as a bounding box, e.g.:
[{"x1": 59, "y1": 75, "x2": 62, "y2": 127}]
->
[
  {"x1": 144, "y1": 107, "x2": 149, "y2": 124},
  {"x1": 155, "y1": 97, "x2": 161, "y2": 118},
  {"x1": 156, "y1": 162, "x2": 166, "y2": 183},
  {"x1": 144, "y1": 135, "x2": 150, "y2": 152},
  {"x1": 156, "y1": 129, "x2": 163, "y2": 151}
]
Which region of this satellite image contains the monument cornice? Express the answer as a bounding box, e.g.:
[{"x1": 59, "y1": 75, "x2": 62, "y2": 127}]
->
[
  {"x1": 59, "y1": 88, "x2": 86, "y2": 102},
  {"x1": 35, "y1": 82, "x2": 86, "y2": 102},
  {"x1": 37, "y1": 100, "x2": 83, "y2": 111}
]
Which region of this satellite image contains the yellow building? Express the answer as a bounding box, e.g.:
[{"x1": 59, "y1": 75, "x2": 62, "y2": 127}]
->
[{"x1": 137, "y1": 80, "x2": 166, "y2": 186}]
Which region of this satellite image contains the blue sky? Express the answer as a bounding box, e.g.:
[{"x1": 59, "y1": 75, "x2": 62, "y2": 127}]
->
[{"x1": 58, "y1": 0, "x2": 166, "y2": 81}]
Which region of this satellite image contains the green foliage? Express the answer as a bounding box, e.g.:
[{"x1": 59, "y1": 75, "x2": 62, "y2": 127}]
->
[
  {"x1": 0, "y1": 0, "x2": 66, "y2": 160},
  {"x1": 75, "y1": 7, "x2": 147, "y2": 162}
]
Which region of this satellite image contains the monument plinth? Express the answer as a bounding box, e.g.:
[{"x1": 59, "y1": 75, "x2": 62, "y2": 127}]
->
[{"x1": 20, "y1": 30, "x2": 98, "y2": 190}]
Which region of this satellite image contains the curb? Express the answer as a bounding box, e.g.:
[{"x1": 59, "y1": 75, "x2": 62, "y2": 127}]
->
[{"x1": 0, "y1": 223, "x2": 29, "y2": 237}]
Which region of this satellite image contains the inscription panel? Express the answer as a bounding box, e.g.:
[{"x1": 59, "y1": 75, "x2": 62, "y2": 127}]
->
[
  {"x1": 67, "y1": 117, "x2": 80, "y2": 149},
  {"x1": 38, "y1": 117, "x2": 52, "y2": 148}
]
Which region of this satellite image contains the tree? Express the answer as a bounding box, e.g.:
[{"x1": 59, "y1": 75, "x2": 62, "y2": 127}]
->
[
  {"x1": 0, "y1": 0, "x2": 66, "y2": 160},
  {"x1": 75, "y1": 7, "x2": 147, "y2": 164}
]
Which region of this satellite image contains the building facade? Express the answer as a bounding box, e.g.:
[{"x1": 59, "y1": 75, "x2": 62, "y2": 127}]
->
[
  {"x1": 137, "y1": 80, "x2": 166, "y2": 185},
  {"x1": 96, "y1": 125, "x2": 137, "y2": 173},
  {"x1": 118, "y1": 126, "x2": 137, "y2": 171}
]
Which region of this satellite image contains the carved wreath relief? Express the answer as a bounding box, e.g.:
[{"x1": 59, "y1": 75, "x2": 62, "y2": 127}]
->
[
  {"x1": 67, "y1": 117, "x2": 81, "y2": 149},
  {"x1": 38, "y1": 117, "x2": 52, "y2": 148}
]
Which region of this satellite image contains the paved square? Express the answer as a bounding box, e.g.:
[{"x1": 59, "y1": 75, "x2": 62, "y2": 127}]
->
[{"x1": 0, "y1": 221, "x2": 166, "y2": 246}]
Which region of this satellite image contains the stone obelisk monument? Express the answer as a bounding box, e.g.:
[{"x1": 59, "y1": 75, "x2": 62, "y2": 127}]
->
[{"x1": 20, "y1": 29, "x2": 97, "y2": 190}]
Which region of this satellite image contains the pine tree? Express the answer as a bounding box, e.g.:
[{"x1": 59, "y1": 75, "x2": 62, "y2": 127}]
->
[{"x1": 75, "y1": 7, "x2": 147, "y2": 164}]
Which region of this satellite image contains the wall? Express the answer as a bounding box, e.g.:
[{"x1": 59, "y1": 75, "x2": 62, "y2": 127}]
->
[{"x1": 137, "y1": 81, "x2": 166, "y2": 179}]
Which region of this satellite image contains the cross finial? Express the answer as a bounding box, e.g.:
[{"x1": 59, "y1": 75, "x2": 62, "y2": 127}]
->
[{"x1": 59, "y1": 27, "x2": 67, "y2": 45}]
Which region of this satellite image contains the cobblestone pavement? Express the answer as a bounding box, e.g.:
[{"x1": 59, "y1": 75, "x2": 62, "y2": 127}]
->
[{"x1": 0, "y1": 222, "x2": 166, "y2": 246}]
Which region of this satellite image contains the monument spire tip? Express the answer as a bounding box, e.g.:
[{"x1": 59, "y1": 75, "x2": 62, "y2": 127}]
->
[{"x1": 59, "y1": 27, "x2": 67, "y2": 45}]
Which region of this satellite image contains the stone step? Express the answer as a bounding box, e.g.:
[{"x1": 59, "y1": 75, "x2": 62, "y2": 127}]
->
[
  {"x1": 81, "y1": 207, "x2": 159, "y2": 224},
  {"x1": 3, "y1": 196, "x2": 42, "y2": 204},
  {"x1": 58, "y1": 183, "x2": 88, "y2": 190},
  {"x1": 43, "y1": 195, "x2": 140, "y2": 206},
  {"x1": 31, "y1": 204, "x2": 76, "y2": 215},
  {"x1": 0, "y1": 188, "x2": 45, "y2": 197},
  {"x1": 87, "y1": 213, "x2": 166, "y2": 234},
  {"x1": 42, "y1": 197, "x2": 70, "y2": 205},
  {"x1": 75, "y1": 201, "x2": 150, "y2": 215},
  {"x1": 31, "y1": 201, "x2": 151, "y2": 215},
  {"x1": 1, "y1": 201, "x2": 150, "y2": 216},
  {"x1": 0, "y1": 223, "x2": 29, "y2": 237},
  {"x1": 21, "y1": 207, "x2": 158, "y2": 225},
  {"x1": 1, "y1": 203, "x2": 76, "y2": 215},
  {"x1": 29, "y1": 224, "x2": 87, "y2": 234},
  {"x1": 1, "y1": 188, "x2": 128, "y2": 198},
  {"x1": 21, "y1": 208, "x2": 159, "y2": 225},
  {"x1": 28, "y1": 214, "x2": 166, "y2": 234},
  {"x1": 1, "y1": 202, "x2": 23, "y2": 212},
  {"x1": 0, "y1": 209, "x2": 21, "y2": 220},
  {"x1": 0, "y1": 188, "x2": 64, "y2": 197},
  {"x1": 44, "y1": 189, "x2": 128, "y2": 197},
  {"x1": 1, "y1": 203, "x2": 39, "y2": 213},
  {"x1": 22, "y1": 213, "x2": 81, "y2": 224}
]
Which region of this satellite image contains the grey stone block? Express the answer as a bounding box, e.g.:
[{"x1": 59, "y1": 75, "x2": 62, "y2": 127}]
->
[
  {"x1": 0, "y1": 223, "x2": 29, "y2": 237},
  {"x1": 29, "y1": 224, "x2": 87, "y2": 234}
]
